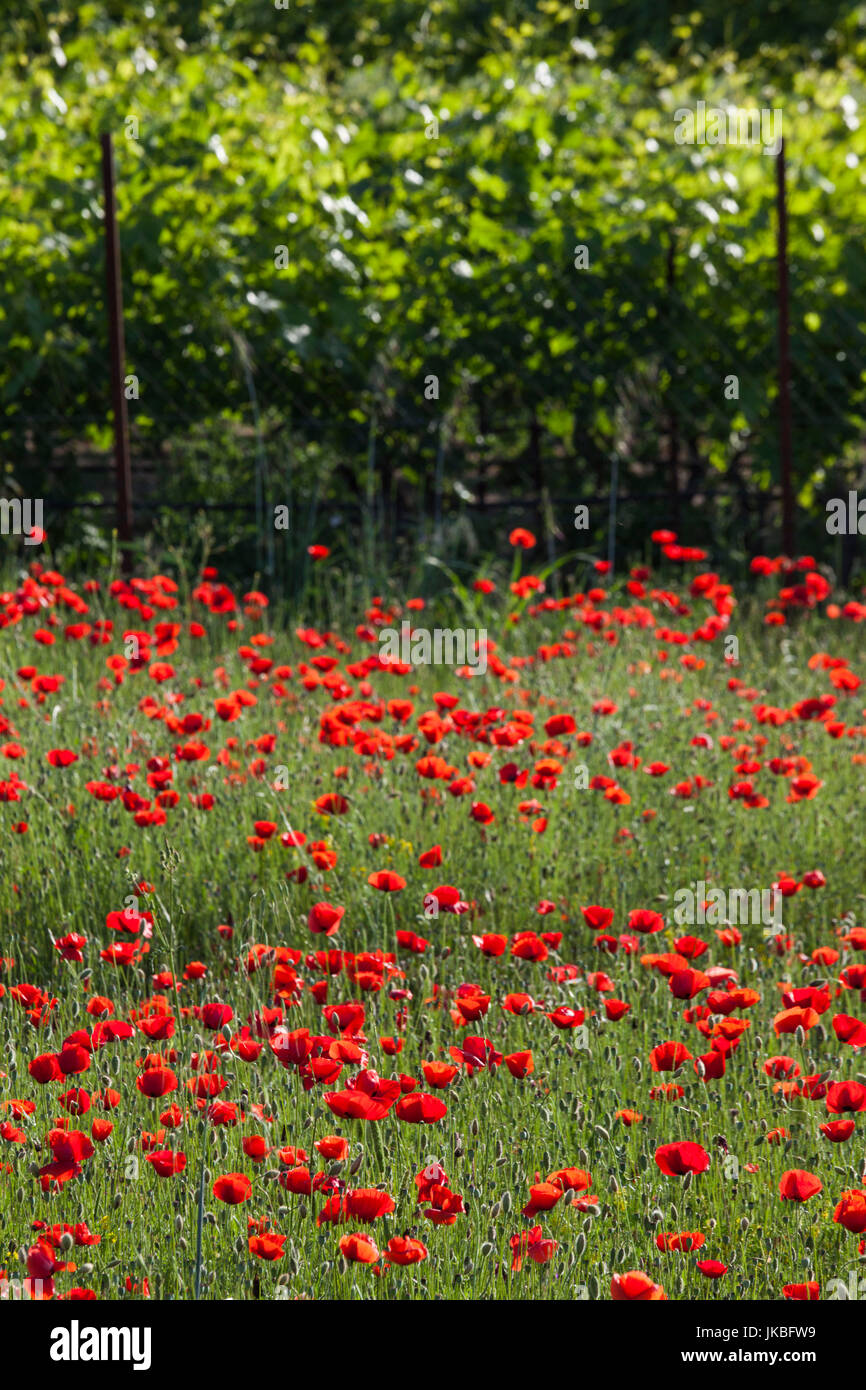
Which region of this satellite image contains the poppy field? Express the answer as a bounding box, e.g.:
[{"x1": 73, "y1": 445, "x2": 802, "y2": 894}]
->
[{"x1": 2, "y1": 533, "x2": 866, "y2": 1304}]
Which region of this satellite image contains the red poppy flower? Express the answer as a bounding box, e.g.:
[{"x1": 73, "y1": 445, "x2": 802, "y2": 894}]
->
[
  {"x1": 338, "y1": 1232, "x2": 379, "y2": 1263},
  {"x1": 581, "y1": 905, "x2": 614, "y2": 931},
  {"x1": 213, "y1": 1173, "x2": 252, "y2": 1205},
  {"x1": 654, "y1": 1141, "x2": 710, "y2": 1177},
  {"x1": 820, "y1": 1119, "x2": 855, "y2": 1142},
  {"x1": 315, "y1": 1135, "x2": 349, "y2": 1161},
  {"x1": 367, "y1": 870, "x2": 407, "y2": 892},
  {"x1": 627, "y1": 909, "x2": 665, "y2": 935},
  {"x1": 146, "y1": 1150, "x2": 187, "y2": 1177},
  {"x1": 779, "y1": 1169, "x2": 822, "y2": 1202},
  {"x1": 509, "y1": 528, "x2": 536, "y2": 549},
  {"x1": 504, "y1": 1050, "x2": 534, "y2": 1078},
  {"x1": 834, "y1": 1189, "x2": 866, "y2": 1234},
  {"x1": 395, "y1": 1093, "x2": 447, "y2": 1124},
  {"x1": 611, "y1": 1270, "x2": 666, "y2": 1301},
  {"x1": 827, "y1": 1080, "x2": 866, "y2": 1113},
  {"x1": 136, "y1": 1067, "x2": 178, "y2": 1098},
  {"x1": 46, "y1": 749, "x2": 78, "y2": 768},
  {"x1": 385, "y1": 1236, "x2": 427, "y2": 1266},
  {"x1": 656, "y1": 1232, "x2": 705, "y2": 1253},
  {"x1": 649, "y1": 1041, "x2": 693, "y2": 1073},
  {"x1": 249, "y1": 1233, "x2": 286, "y2": 1261}
]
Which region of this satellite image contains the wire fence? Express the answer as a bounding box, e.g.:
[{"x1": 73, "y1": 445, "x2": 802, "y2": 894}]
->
[{"x1": 6, "y1": 132, "x2": 866, "y2": 584}]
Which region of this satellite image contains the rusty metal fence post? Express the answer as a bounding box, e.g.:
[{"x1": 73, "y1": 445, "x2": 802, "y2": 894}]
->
[{"x1": 100, "y1": 132, "x2": 134, "y2": 571}]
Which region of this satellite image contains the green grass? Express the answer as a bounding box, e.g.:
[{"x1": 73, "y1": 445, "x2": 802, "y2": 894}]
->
[{"x1": 0, "y1": 553, "x2": 864, "y2": 1301}]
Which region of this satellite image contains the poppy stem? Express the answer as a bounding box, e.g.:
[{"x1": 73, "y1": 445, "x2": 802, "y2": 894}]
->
[{"x1": 194, "y1": 1123, "x2": 209, "y2": 1299}]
